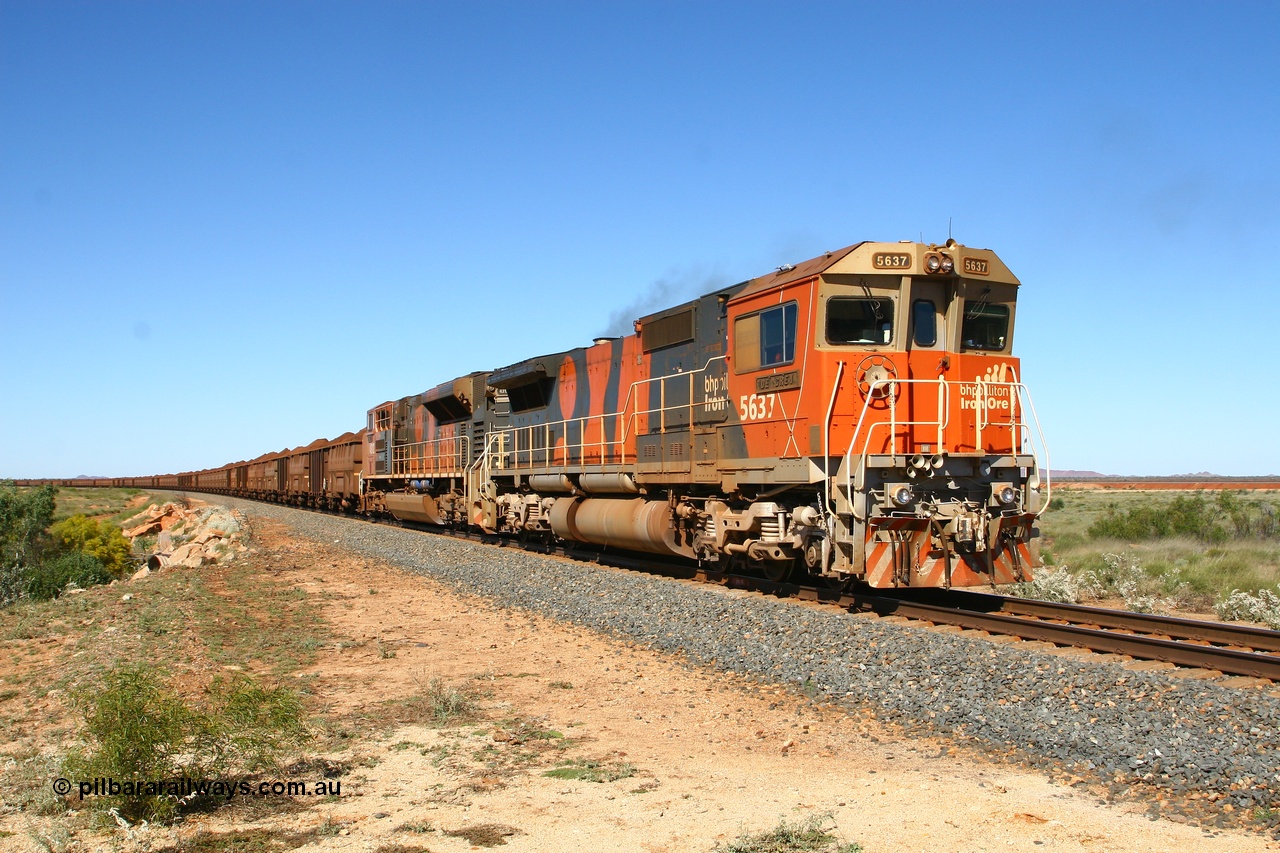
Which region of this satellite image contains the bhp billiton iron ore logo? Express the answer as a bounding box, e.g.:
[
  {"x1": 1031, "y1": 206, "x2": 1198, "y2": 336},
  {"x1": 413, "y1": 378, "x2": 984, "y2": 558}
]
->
[
  {"x1": 961, "y1": 363, "x2": 1014, "y2": 411},
  {"x1": 978, "y1": 363, "x2": 1011, "y2": 384}
]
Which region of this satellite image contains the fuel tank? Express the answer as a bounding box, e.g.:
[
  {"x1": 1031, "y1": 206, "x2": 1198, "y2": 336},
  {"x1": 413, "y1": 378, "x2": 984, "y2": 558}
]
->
[{"x1": 548, "y1": 497, "x2": 690, "y2": 558}]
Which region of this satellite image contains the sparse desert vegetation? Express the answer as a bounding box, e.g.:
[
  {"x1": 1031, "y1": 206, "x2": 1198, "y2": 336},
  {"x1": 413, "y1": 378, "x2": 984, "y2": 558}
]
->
[
  {"x1": 712, "y1": 813, "x2": 862, "y2": 853},
  {"x1": 1024, "y1": 487, "x2": 1280, "y2": 618}
]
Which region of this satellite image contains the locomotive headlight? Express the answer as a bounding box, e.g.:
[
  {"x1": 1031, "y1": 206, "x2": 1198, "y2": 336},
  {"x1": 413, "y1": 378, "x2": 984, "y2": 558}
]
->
[
  {"x1": 924, "y1": 253, "x2": 954, "y2": 275},
  {"x1": 889, "y1": 484, "x2": 914, "y2": 507},
  {"x1": 992, "y1": 484, "x2": 1018, "y2": 506}
]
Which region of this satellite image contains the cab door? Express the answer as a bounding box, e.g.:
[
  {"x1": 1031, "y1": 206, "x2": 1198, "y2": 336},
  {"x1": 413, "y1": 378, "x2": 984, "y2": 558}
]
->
[{"x1": 905, "y1": 279, "x2": 948, "y2": 450}]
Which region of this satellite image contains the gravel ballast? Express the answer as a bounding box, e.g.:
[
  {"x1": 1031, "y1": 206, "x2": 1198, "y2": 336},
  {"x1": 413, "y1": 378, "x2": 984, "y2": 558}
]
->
[{"x1": 217, "y1": 497, "x2": 1278, "y2": 824}]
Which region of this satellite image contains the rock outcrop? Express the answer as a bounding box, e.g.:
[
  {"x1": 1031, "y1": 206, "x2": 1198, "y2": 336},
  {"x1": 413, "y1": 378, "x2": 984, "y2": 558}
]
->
[{"x1": 119, "y1": 502, "x2": 247, "y2": 572}]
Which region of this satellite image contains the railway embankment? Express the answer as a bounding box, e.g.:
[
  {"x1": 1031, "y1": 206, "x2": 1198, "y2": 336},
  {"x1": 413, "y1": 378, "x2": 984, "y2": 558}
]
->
[{"x1": 214, "y1": 496, "x2": 1280, "y2": 830}]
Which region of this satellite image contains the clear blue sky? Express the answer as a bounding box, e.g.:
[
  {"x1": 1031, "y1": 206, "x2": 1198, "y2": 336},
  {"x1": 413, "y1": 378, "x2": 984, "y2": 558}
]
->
[{"x1": 2, "y1": 1, "x2": 1277, "y2": 478}]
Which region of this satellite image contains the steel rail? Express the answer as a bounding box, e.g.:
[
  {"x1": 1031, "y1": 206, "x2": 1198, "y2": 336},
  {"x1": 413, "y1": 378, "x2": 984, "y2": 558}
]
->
[
  {"x1": 721, "y1": 573, "x2": 1280, "y2": 681},
  {"x1": 902, "y1": 588, "x2": 1280, "y2": 653},
  {"x1": 838, "y1": 592, "x2": 1280, "y2": 680},
  {"x1": 687, "y1": 570, "x2": 1280, "y2": 680}
]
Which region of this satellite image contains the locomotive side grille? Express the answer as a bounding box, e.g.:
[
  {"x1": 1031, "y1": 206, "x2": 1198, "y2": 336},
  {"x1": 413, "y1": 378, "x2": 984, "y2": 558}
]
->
[{"x1": 641, "y1": 308, "x2": 695, "y2": 352}]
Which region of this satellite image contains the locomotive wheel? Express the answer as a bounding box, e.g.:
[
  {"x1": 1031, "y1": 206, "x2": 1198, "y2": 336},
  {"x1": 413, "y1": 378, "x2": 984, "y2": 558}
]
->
[
  {"x1": 724, "y1": 554, "x2": 748, "y2": 577},
  {"x1": 759, "y1": 558, "x2": 796, "y2": 584}
]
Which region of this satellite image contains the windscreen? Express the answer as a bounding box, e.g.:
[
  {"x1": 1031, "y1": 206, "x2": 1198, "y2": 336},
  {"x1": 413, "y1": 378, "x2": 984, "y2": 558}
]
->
[
  {"x1": 961, "y1": 302, "x2": 1009, "y2": 351},
  {"x1": 826, "y1": 297, "x2": 893, "y2": 345}
]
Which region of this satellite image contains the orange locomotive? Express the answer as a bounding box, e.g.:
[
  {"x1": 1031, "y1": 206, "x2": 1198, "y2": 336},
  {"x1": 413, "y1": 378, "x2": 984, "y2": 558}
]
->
[{"x1": 358, "y1": 240, "x2": 1049, "y2": 588}]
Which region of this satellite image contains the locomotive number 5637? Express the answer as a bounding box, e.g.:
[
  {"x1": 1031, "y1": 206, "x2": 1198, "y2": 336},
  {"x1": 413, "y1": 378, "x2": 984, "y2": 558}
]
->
[{"x1": 739, "y1": 393, "x2": 777, "y2": 421}]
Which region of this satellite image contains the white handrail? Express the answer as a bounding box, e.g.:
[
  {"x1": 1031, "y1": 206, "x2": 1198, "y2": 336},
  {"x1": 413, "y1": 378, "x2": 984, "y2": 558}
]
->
[
  {"x1": 1014, "y1": 384, "x2": 1053, "y2": 516},
  {"x1": 846, "y1": 378, "x2": 953, "y2": 466},
  {"x1": 820, "y1": 360, "x2": 846, "y2": 523},
  {"x1": 391, "y1": 434, "x2": 472, "y2": 477},
  {"x1": 499, "y1": 356, "x2": 729, "y2": 471},
  {"x1": 838, "y1": 377, "x2": 1051, "y2": 520}
]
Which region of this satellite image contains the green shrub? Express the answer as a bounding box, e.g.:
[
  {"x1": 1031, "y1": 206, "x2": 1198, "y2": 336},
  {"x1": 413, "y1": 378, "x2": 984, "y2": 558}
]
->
[
  {"x1": 1215, "y1": 490, "x2": 1279, "y2": 538},
  {"x1": 63, "y1": 663, "x2": 309, "y2": 822},
  {"x1": 49, "y1": 514, "x2": 132, "y2": 577},
  {"x1": 0, "y1": 483, "x2": 57, "y2": 605},
  {"x1": 206, "y1": 675, "x2": 309, "y2": 772},
  {"x1": 63, "y1": 664, "x2": 196, "y2": 821},
  {"x1": 23, "y1": 551, "x2": 112, "y2": 601},
  {"x1": 1087, "y1": 491, "x2": 1278, "y2": 544}
]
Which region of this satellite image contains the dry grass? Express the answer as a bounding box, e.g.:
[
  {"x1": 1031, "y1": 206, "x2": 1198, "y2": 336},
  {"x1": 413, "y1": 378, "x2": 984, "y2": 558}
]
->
[
  {"x1": 384, "y1": 677, "x2": 477, "y2": 728},
  {"x1": 1037, "y1": 488, "x2": 1280, "y2": 608},
  {"x1": 40, "y1": 487, "x2": 150, "y2": 523},
  {"x1": 713, "y1": 813, "x2": 862, "y2": 853},
  {"x1": 443, "y1": 823, "x2": 519, "y2": 847},
  {"x1": 148, "y1": 826, "x2": 341, "y2": 853}
]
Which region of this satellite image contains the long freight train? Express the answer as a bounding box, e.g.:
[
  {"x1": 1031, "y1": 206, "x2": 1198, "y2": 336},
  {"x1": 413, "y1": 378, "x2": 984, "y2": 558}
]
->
[{"x1": 30, "y1": 240, "x2": 1050, "y2": 588}]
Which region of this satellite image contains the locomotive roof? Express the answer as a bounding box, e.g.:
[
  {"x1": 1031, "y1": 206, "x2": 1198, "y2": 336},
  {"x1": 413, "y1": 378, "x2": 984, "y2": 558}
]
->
[
  {"x1": 489, "y1": 354, "x2": 562, "y2": 389},
  {"x1": 490, "y1": 240, "x2": 1018, "y2": 386},
  {"x1": 732, "y1": 240, "x2": 1018, "y2": 300},
  {"x1": 732, "y1": 243, "x2": 864, "y2": 300}
]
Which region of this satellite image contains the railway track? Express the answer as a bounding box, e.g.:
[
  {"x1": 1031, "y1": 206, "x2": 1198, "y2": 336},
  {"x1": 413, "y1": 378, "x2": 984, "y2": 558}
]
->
[
  {"x1": 488, "y1": 532, "x2": 1280, "y2": 683},
  {"x1": 183, "y1": 493, "x2": 1280, "y2": 685},
  {"x1": 700, "y1": 572, "x2": 1280, "y2": 682}
]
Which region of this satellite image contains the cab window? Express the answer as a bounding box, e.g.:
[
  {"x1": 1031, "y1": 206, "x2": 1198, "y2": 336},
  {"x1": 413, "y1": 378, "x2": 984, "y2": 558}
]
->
[
  {"x1": 734, "y1": 301, "x2": 797, "y2": 372},
  {"x1": 911, "y1": 299, "x2": 937, "y2": 347},
  {"x1": 961, "y1": 303, "x2": 1010, "y2": 351},
  {"x1": 826, "y1": 297, "x2": 893, "y2": 345}
]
